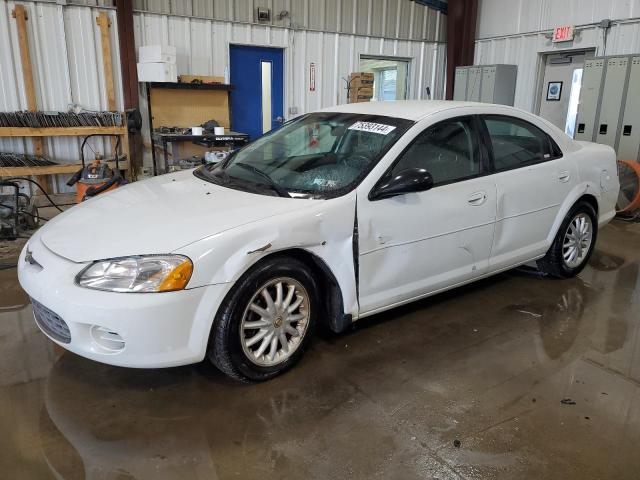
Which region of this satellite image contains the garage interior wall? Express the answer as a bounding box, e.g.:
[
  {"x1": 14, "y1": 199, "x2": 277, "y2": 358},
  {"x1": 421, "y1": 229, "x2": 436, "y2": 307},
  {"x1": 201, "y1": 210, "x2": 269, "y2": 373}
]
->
[
  {"x1": 0, "y1": 1, "x2": 121, "y2": 193},
  {"x1": 475, "y1": 0, "x2": 640, "y2": 111},
  {"x1": 132, "y1": 0, "x2": 447, "y2": 165},
  {"x1": 0, "y1": 0, "x2": 447, "y2": 188}
]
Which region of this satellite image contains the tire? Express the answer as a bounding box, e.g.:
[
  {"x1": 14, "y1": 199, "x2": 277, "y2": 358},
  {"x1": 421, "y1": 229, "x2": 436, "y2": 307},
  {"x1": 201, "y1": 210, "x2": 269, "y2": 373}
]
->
[
  {"x1": 537, "y1": 201, "x2": 598, "y2": 278},
  {"x1": 208, "y1": 256, "x2": 318, "y2": 382}
]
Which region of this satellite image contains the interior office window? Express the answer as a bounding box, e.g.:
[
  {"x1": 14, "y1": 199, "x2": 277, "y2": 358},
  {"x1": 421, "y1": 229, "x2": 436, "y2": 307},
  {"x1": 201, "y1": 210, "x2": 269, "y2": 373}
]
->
[
  {"x1": 359, "y1": 57, "x2": 410, "y2": 101},
  {"x1": 484, "y1": 116, "x2": 552, "y2": 171},
  {"x1": 379, "y1": 69, "x2": 398, "y2": 101},
  {"x1": 565, "y1": 68, "x2": 583, "y2": 138},
  {"x1": 389, "y1": 117, "x2": 480, "y2": 186}
]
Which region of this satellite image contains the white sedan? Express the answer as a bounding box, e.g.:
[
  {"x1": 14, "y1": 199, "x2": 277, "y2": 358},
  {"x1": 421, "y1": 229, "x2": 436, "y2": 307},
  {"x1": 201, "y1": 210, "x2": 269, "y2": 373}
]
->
[{"x1": 18, "y1": 101, "x2": 619, "y2": 381}]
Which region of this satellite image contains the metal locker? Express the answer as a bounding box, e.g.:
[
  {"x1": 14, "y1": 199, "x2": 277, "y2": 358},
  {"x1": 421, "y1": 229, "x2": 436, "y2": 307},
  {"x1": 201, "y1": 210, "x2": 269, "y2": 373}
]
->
[
  {"x1": 467, "y1": 67, "x2": 482, "y2": 102},
  {"x1": 575, "y1": 58, "x2": 605, "y2": 141},
  {"x1": 480, "y1": 66, "x2": 496, "y2": 103},
  {"x1": 618, "y1": 56, "x2": 640, "y2": 161},
  {"x1": 596, "y1": 57, "x2": 630, "y2": 148},
  {"x1": 492, "y1": 65, "x2": 517, "y2": 105},
  {"x1": 454, "y1": 67, "x2": 468, "y2": 101}
]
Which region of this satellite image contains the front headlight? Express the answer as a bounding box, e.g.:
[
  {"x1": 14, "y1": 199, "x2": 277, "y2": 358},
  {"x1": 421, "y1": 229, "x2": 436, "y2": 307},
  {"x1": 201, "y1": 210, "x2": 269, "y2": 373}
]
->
[{"x1": 76, "y1": 255, "x2": 193, "y2": 293}]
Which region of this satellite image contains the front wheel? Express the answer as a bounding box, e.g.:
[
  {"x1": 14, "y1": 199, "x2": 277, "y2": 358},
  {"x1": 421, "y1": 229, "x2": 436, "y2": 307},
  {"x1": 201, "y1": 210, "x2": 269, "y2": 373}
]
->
[
  {"x1": 537, "y1": 201, "x2": 598, "y2": 278},
  {"x1": 208, "y1": 256, "x2": 318, "y2": 382}
]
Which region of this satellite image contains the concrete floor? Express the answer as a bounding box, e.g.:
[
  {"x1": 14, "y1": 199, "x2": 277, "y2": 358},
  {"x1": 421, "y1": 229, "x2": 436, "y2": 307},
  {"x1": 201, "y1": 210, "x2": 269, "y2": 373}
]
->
[{"x1": 1, "y1": 220, "x2": 639, "y2": 479}]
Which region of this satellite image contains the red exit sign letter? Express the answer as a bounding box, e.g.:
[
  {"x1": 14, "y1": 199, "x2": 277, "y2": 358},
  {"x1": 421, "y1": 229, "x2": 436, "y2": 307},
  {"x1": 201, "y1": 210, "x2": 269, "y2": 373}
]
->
[{"x1": 553, "y1": 25, "x2": 575, "y2": 43}]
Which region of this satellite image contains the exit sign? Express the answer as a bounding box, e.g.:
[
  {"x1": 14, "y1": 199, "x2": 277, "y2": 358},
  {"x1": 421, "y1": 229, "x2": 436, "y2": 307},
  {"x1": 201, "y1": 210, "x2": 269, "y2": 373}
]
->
[{"x1": 553, "y1": 25, "x2": 575, "y2": 42}]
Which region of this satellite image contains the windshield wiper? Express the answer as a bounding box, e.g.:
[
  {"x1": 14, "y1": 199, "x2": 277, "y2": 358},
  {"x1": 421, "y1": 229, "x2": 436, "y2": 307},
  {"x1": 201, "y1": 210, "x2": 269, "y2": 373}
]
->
[{"x1": 233, "y1": 162, "x2": 291, "y2": 198}]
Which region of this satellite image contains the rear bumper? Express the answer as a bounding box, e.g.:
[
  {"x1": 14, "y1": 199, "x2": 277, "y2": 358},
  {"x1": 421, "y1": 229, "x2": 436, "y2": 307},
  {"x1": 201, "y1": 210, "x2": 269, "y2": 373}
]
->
[
  {"x1": 17, "y1": 236, "x2": 229, "y2": 368},
  {"x1": 598, "y1": 208, "x2": 616, "y2": 228}
]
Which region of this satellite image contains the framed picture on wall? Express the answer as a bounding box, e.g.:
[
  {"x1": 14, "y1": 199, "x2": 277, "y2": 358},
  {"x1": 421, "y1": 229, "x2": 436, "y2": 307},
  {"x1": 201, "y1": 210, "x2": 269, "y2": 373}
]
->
[{"x1": 547, "y1": 81, "x2": 563, "y2": 101}]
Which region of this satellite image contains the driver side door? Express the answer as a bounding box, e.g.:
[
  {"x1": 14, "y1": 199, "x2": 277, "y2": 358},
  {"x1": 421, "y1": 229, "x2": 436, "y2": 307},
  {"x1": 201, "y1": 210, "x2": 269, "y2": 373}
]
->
[{"x1": 357, "y1": 116, "x2": 497, "y2": 315}]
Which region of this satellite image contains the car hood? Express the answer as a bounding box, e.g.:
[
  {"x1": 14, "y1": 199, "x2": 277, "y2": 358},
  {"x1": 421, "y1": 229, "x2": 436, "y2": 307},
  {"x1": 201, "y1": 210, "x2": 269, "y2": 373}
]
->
[{"x1": 40, "y1": 170, "x2": 314, "y2": 263}]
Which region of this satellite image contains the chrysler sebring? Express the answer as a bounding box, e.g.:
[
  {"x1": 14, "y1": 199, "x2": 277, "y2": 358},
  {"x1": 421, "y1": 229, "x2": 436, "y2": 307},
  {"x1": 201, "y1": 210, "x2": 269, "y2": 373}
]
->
[{"x1": 18, "y1": 101, "x2": 619, "y2": 381}]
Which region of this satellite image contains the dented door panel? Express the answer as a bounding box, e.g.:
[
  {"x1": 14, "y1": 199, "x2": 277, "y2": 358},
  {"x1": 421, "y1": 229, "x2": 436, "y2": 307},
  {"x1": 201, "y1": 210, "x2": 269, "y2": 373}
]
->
[
  {"x1": 357, "y1": 177, "x2": 497, "y2": 315},
  {"x1": 489, "y1": 157, "x2": 578, "y2": 271}
]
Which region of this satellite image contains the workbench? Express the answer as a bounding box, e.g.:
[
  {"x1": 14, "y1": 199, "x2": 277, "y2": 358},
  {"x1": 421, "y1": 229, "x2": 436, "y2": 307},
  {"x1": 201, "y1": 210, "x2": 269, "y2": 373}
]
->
[
  {"x1": 146, "y1": 81, "x2": 241, "y2": 175},
  {"x1": 151, "y1": 131, "x2": 249, "y2": 173}
]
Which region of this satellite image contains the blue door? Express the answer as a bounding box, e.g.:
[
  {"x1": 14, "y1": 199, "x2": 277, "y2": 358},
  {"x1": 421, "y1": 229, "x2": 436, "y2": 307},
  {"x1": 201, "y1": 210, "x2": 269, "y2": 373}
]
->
[{"x1": 230, "y1": 45, "x2": 284, "y2": 140}]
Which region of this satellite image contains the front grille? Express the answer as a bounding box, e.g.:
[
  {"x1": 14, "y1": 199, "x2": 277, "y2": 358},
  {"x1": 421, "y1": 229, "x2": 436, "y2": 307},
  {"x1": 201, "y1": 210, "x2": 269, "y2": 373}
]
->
[{"x1": 31, "y1": 298, "x2": 71, "y2": 344}]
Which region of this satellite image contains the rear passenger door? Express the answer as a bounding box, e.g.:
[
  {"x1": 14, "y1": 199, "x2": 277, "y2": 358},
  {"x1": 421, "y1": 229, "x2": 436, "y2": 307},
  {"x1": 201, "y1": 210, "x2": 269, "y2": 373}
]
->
[{"x1": 481, "y1": 115, "x2": 577, "y2": 270}]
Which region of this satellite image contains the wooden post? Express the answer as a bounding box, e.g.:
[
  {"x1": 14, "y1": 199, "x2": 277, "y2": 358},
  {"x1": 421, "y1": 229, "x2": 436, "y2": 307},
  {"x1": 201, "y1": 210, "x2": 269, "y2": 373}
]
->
[
  {"x1": 12, "y1": 7, "x2": 37, "y2": 113},
  {"x1": 96, "y1": 12, "x2": 116, "y2": 111},
  {"x1": 12, "y1": 5, "x2": 49, "y2": 192},
  {"x1": 96, "y1": 11, "x2": 120, "y2": 162}
]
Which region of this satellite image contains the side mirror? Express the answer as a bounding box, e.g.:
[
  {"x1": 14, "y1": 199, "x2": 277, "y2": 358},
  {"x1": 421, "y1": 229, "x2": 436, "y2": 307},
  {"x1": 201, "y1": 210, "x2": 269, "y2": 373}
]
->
[{"x1": 370, "y1": 167, "x2": 434, "y2": 200}]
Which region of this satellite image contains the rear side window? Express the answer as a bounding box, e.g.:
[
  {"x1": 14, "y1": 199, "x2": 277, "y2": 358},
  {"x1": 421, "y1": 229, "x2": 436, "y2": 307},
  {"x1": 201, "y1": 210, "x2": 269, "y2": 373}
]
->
[{"x1": 483, "y1": 115, "x2": 561, "y2": 172}]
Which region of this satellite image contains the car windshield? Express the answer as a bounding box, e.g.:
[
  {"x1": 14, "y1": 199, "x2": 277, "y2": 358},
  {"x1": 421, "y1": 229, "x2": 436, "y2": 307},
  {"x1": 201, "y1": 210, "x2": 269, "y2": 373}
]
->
[{"x1": 194, "y1": 112, "x2": 413, "y2": 199}]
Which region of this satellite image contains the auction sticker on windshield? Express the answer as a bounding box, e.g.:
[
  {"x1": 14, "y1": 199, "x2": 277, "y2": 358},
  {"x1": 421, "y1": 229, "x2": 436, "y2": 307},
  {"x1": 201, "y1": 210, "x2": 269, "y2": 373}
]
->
[{"x1": 348, "y1": 121, "x2": 396, "y2": 135}]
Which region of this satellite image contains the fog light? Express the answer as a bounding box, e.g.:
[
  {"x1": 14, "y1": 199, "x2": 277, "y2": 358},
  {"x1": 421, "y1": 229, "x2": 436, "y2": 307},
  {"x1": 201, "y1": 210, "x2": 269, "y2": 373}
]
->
[{"x1": 90, "y1": 325, "x2": 125, "y2": 352}]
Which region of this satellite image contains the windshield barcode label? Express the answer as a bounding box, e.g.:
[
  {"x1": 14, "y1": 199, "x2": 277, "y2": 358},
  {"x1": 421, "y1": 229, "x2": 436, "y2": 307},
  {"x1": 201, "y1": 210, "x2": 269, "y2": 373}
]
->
[{"x1": 348, "y1": 121, "x2": 396, "y2": 135}]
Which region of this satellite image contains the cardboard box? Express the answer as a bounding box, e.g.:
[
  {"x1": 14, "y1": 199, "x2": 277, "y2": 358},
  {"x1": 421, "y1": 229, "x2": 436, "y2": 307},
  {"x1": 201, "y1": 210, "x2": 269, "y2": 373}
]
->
[
  {"x1": 351, "y1": 80, "x2": 374, "y2": 90},
  {"x1": 349, "y1": 83, "x2": 374, "y2": 103},
  {"x1": 137, "y1": 62, "x2": 177, "y2": 82},
  {"x1": 349, "y1": 92, "x2": 373, "y2": 101},
  {"x1": 352, "y1": 86, "x2": 373, "y2": 96},
  {"x1": 349, "y1": 72, "x2": 374, "y2": 81},
  {"x1": 349, "y1": 91, "x2": 373, "y2": 103},
  {"x1": 139, "y1": 45, "x2": 176, "y2": 64},
  {"x1": 178, "y1": 75, "x2": 225, "y2": 84},
  {"x1": 349, "y1": 72, "x2": 374, "y2": 86}
]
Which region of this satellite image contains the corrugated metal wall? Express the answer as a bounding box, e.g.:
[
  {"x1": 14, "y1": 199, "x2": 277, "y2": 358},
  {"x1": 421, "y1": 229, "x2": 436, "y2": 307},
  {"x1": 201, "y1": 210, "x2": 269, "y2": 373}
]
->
[
  {"x1": 477, "y1": 0, "x2": 640, "y2": 39},
  {"x1": 1, "y1": 0, "x2": 446, "y2": 190},
  {"x1": 0, "y1": 0, "x2": 121, "y2": 192},
  {"x1": 132, "y1": 1, "x2": 447, "y2": 166},
  {"x1": 127, "y1": 0, "x2": 444, "y2": 42},
  {"x1": 133, "y1": 12, "x2": 446, "y2": 115},
  {"x1": 475, "y1": 0, "x2": 640, "y2": 111}
]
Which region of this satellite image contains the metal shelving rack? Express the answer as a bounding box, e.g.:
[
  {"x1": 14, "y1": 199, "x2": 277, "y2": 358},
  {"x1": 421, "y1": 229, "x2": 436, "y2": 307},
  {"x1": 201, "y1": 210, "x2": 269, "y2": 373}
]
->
[
  {"x1": 146, "y1": 81, "x2": 236, "y2": 175},
  {"x1": 0, "y1": 8, "x2": 130, "y2": 191}
]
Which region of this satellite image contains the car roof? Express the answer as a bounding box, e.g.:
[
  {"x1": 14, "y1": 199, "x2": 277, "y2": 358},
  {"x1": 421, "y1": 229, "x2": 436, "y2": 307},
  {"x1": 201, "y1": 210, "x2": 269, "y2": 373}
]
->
[
  {"x1": 319, "y1": 100, "x2": 580, "y2": 153},
  {"x1": 319, "y1": 100, "x2": 516, "y2": 121}
]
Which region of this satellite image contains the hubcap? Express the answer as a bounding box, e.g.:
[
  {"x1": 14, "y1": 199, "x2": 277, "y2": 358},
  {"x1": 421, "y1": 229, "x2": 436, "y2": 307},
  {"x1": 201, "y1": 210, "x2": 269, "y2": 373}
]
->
[
  {"x1": 562, "y1": 213, "x2": 593, "y2": 269},
  {"x1": 240, "y1": 277, "x2": 310, "y2": 367}
]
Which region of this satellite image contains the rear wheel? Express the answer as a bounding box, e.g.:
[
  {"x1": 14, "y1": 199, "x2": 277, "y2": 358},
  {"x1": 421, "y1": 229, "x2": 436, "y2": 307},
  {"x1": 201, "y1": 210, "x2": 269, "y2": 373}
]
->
[
  {"x1": 208, "y1": 256, "x2": 318, "y2": 382},
  {"x1": 537, "y1": 201, "x2": 597, "y2": 278}
]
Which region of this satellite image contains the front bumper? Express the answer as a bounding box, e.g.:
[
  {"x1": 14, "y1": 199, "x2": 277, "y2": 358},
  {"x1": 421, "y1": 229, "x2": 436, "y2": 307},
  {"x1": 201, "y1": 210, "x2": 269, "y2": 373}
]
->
[{"x1": 17, "y1": 236, "x2": 230, "y2": 368}]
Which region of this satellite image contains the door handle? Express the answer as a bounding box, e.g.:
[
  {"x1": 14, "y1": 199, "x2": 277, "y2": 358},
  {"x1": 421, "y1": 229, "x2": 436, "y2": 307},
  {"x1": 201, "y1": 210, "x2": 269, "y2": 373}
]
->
[
  {"x1": 467, "y1": 191, "x2": 487, "y2": 206},
  {"x1": 558, "y1": 171, "x2": 571, "y2": 183},
  {"x1": 274, "y1": 116, "x2": 285, "y2": 125}
]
